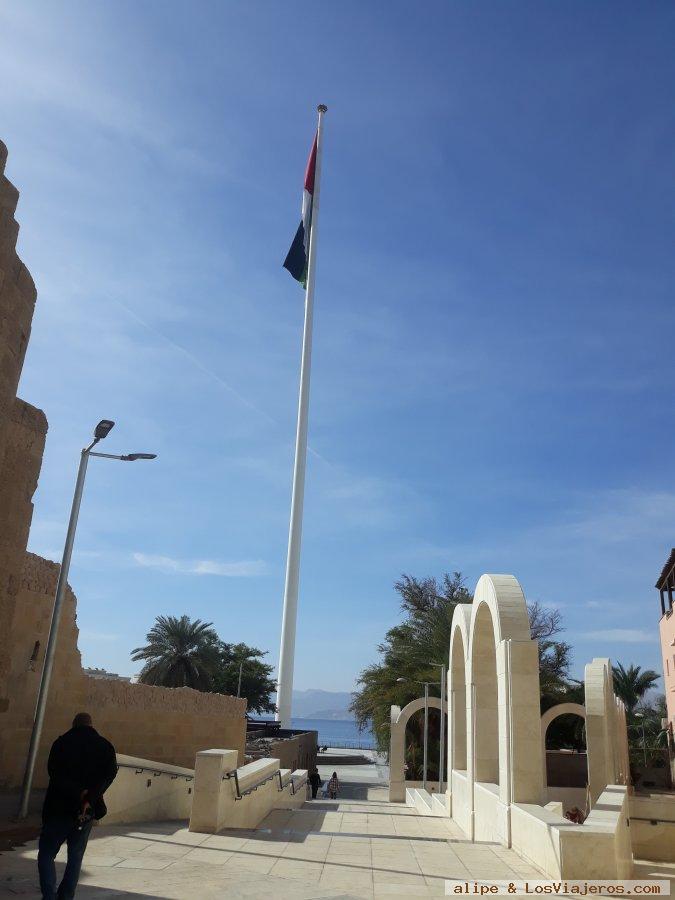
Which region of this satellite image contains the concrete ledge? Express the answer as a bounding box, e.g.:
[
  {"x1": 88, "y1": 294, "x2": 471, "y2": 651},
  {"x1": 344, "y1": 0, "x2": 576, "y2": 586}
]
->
[
  {"x1": 511, "y1": 786, "x2": 633, "y2": 879},
  {"x1": 189, "y1": 750, "x2": 304, "y2": 833}
]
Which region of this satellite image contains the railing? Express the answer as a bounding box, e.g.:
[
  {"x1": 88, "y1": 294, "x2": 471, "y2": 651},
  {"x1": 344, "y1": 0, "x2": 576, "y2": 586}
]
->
[
  {"x1": 277, "y1": 771, "x2": 292, "y2": 792},
  {"x1": 117, "y1": 761, "x2": 193, "y2": 781},
  {"x1": 318, "y1": 740, "x2": 376, "y2": 751},
  {"x1": 223, "y1": 769, "x2": 278, "y2": 801},
  {"x1": 290, "y1": 773, "x2": 308, "y2": 795},
  {"x1": 630, "y1": 817, "x2": 675, "y2": 825}
]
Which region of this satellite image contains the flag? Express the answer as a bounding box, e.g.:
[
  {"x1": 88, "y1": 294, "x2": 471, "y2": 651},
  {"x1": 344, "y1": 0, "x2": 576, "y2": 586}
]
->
[{"x1": 283, "y1": 132, "x2": 318, "y2": 287}]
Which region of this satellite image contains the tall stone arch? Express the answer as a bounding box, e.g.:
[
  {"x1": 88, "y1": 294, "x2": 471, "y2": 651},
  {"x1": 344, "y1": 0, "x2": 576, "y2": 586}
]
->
[{"x1": 449, "y1": 574, "x2": 544, "y2": 845}]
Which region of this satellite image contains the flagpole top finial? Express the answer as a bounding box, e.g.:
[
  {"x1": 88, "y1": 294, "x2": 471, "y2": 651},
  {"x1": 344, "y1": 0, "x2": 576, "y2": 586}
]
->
[{"x1": 317, "y1": 104, "x2": 328, "y2": 114}]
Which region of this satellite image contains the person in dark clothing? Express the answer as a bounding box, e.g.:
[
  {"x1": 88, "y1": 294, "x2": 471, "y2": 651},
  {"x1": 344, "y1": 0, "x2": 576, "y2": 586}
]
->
[
  {"x1": 308, "y1": 767, "x2": 322, "y2": 799},
  {"x1": 38, "y1": 713, "x2": 118, "y2": 900}
]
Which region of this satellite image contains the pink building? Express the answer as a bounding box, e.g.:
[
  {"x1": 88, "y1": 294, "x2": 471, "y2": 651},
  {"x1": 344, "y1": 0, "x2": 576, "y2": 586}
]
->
[{"x1": 655, "y1": 550, "x2": 675, "y2": 779}]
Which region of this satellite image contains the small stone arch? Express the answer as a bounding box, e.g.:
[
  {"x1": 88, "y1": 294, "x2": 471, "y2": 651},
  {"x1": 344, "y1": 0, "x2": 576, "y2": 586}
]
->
[
  {"x1": 541, "y1": 702, "x2": 587, "y2": 801},
  {"x1": 541, "y1": 702, "x2": 586, "y2": 740},
  {"x1": 389, "y1": 696, "x2": 443, "y2": 802}
]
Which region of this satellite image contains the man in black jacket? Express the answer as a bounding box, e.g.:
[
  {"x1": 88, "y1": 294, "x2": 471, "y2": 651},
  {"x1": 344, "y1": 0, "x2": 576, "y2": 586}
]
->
[{"x1": 38, "y1": 713, "x2": 118, "y2": 900}]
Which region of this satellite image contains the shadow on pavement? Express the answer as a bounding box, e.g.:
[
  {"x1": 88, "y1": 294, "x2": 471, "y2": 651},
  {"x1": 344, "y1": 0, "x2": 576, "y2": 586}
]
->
[{"x1": 1, "y1": 842, "x2": 169, "y2": 899}]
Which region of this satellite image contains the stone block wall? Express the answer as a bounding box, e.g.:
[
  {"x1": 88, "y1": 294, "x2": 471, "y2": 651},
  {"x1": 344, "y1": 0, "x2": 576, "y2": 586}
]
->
[{"x1": 1, "y1": 553, "x2": 247, "y2": 789}]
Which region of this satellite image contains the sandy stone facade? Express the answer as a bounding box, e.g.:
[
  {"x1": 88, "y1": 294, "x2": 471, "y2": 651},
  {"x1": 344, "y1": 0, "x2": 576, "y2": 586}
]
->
[{"x1": 0, "y1": 140, "x2": 247, "y2": 790}]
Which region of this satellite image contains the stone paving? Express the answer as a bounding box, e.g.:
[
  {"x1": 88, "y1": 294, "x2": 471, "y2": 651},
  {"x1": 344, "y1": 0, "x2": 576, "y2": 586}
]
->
[{"x1": 0, "y1": 785, "x2": 546, "y2": 899}]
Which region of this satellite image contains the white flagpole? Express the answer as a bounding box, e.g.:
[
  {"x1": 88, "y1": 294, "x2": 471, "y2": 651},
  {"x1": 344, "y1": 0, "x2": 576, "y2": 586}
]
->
[{"x1": 276, "y1": 104, "x2": 327, "y2": 727}]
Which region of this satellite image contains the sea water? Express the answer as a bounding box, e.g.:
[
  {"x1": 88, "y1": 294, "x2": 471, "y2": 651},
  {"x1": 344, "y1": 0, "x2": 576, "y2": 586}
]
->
[{"x1": 290, "y1": 718, "x2": 375, "y2": 747}]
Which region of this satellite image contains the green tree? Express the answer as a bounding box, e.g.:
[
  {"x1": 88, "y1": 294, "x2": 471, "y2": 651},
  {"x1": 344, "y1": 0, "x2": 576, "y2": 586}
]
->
[
  {"x1": 132, "y1": 615, "x2": 221, "y2": 690},
  {"x1": 350, "y1": 573, "x2": 472, "y2": 754},
  {"x1": 351, "y1": 572, "x2": 576, "y2": 757},
  {"x1": 212, "y1": 642, "x2": 277, "y2": 714},
  {"x1": 612, "y1": 663, "x2": 660, "y2": 716}
]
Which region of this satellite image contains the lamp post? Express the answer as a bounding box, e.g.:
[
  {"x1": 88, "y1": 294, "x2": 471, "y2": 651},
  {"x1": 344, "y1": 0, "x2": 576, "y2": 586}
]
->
[
  {"x1": 430, "y1": 662, "x2": 447, "y2": 794},
  {"x1": 237, "y1": 658, "x2": 252, "y2": 698},
  {"x1": 397, "y1": 676, "x2": 441, "y2": 792},
  {"x1": 17, "y1": 420, "x2": 157, "y2": 820},
  {"x1": 634, "y1": 711, "x2": 647, "y2": 767}
]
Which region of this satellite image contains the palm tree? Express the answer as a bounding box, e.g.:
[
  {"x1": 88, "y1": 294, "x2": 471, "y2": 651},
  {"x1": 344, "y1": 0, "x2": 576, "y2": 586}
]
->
[
  {"x1": 612, "y1": 663, "x2": 660, "y2": 716},
  {"x1": 132, "y1": 615, "x2": 220, "y2": 690}
]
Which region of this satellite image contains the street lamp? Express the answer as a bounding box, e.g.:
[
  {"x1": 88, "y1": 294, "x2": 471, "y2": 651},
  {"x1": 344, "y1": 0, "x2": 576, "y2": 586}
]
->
[
  {"x1": 430, "y1": 662, "x2": 447, "y2": 795},
  {"x1": 17, "y1": 420, "x2": 157, "y2": 819},
  {"x1": 634, "y1": 711, "x2": 647, "y2": 767},
  {"x1": 397, "y1": 676, "x2": 441, "y2": 792}
]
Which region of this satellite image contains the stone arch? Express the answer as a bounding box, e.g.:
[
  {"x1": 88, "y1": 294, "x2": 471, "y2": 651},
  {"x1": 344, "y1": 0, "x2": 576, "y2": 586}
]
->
[
  {"x1": 469, "y1": 573, "x2": 532, "y2": 647},
  {"x1": 467, "y1": 574, "x2": 533, "y2": 793},
  {"x1": 541, "y1": 702, "x2": 586, "y2": 743},
  {"x1": 541, "y1": 703, "x2": 589, "y2": 809},
  {"x1": 471, "y1": 600, "x2": 500, "y2": 785},
  {"x1": 389, "y1": 696, "x2": 442, "y2": 802}
]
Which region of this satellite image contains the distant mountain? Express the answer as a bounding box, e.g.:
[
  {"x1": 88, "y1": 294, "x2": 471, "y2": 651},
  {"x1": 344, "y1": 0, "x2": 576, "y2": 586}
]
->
[
  {"x1": 301, "y1": 707, "x2": 354, "y2": 721},
  {"x1": 292, "y1": 689, "x2": 353, "y2": 720}
]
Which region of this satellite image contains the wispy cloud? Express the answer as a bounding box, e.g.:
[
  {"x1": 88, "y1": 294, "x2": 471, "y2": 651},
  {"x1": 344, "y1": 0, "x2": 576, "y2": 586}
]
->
[
  {"x1": 79, "y1": 630, "x2": 119, "y2": 642},
  {"x1": 132, "y1": 552, "x2": 266, "y2": 577},
  {"x1": 581, "y1": 629, "x2": 657, "y2": 644}
]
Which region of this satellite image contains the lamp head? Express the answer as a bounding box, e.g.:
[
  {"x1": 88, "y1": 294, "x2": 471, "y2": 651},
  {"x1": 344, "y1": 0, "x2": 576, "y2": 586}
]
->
[
  {"x1": 122, "y1": 453, "x2": 157, "y2": 462},
  {"x1": 94, "y1": 420, "x2": 115, "y2": 440}
]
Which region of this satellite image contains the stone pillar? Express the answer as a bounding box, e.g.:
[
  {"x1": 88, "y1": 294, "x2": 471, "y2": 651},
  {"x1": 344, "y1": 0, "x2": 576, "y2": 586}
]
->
[
  {"x1": 388, "y1": 705, "x2": 405, "y2": 802},
  {"x1": 504, "y1": 640, "x2": 545, "y2": 805},
  {"x1": 189, "y1": 748, "x2": 239, "y2": 833}
]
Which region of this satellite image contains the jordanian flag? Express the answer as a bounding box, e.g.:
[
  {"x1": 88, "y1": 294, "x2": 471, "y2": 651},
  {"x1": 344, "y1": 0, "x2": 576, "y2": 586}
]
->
[{"x1": 283, "y1": 132, "x2": 318, "y2": 287}]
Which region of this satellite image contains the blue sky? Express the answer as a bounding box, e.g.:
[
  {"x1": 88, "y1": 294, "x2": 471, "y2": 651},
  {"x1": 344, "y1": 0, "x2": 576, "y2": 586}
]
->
[{"x1": 2, "y1": 1, "x2": 674, "y2": 694}]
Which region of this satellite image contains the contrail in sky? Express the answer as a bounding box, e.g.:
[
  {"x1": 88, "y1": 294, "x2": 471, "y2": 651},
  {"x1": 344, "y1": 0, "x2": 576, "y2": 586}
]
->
[{"x1": 113, "y1": 298, "x2": 333, "y2": 466}]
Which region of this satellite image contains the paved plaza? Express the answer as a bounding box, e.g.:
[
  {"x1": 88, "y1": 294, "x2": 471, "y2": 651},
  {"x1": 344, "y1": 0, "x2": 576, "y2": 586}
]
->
[
  {"x1": 2, "y1": 775, "x2": 675, "y2": 898},
  {"x1": 0, "y1": 764, "x2": 545, "y2": 900}
]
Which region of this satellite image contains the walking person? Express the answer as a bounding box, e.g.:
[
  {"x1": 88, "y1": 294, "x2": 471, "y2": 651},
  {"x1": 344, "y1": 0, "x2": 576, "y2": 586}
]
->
[
  {"x1": 38, "y1": 713, "x2": 118, "y2": 900},
  {"x1": 308, "y1": 767, "x2": 322, "y2": 800},
  {"x1": 327, "y1": 771, "x2": 339, "y2": 799}
]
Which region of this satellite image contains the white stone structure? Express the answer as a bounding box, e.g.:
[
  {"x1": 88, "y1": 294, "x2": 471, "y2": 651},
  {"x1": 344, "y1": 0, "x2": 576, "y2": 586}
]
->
[
  {"x1": 389, "y1": 696, "x2": 443, "y2": 803},
  {"x1": 392, "y1": 573, "x2": 633, "y2": 878},
  {"x1": 189, "y1": 749, "x2": 307, "y2": 833}
]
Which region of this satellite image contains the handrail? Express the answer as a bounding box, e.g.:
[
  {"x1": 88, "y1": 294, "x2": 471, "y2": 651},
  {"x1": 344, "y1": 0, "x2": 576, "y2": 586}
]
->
[
  {"x1": 290, "y1": 774, "x2": 308, "y2": 796},
  {"x1": 630, "y1": 817, "x2": 675, "y2": 825},
  {"x1": 224, "y1": 768, "x2": 278, "y2": 800},
  {"x1": 116, "y1": 761, "x2": 193, "y2": 781},
  {"x1": 277, "y1": 771, "x2": 292, "y2": 792}
]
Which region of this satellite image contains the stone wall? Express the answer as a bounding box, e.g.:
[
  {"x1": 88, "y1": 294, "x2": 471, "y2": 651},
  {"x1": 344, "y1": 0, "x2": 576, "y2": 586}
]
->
[
  {"x1": 268, "y1": 730, "x2": 317, "y2": 772},
  {"x1": 1, "y1": 553, "x2": 247, "y2": 790},
  {"x1": 0, "y1": 139, "x2": 248, "y2": 791},
  {"x1": 0, "y1": 138, "x2": 48, "y2": 775}
]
